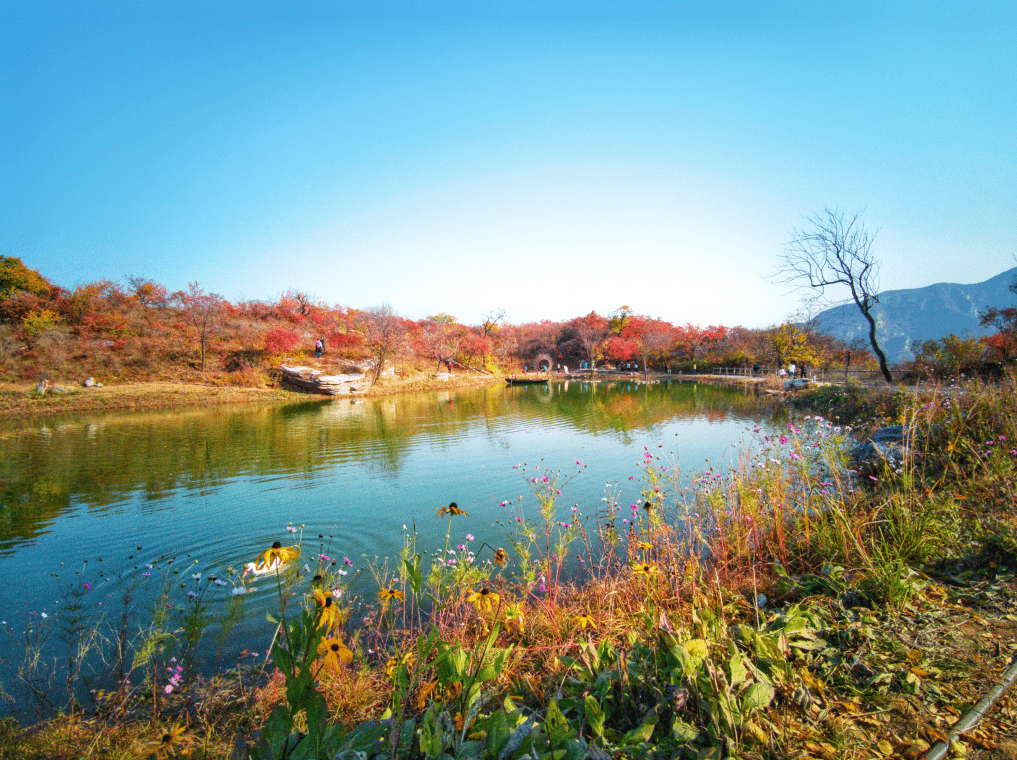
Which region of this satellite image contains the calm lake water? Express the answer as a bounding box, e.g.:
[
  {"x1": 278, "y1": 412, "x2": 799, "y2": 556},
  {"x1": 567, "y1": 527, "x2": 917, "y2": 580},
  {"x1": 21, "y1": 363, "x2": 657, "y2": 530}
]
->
[{"x1": 0, "y1": 379, "x2": 780, "y2": 711}]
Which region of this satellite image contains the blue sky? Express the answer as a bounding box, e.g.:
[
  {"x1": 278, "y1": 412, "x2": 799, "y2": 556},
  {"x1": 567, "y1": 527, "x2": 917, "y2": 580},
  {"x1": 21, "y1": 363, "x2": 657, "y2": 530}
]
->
[{"x1": 3, "y1": 1, "x2": 1015, "y2": 327}]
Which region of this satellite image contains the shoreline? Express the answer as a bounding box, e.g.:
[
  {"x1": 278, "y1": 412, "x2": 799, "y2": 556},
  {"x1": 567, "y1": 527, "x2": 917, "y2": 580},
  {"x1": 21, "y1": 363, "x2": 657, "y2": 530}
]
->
[
  {"x1": 0, "y1": 370, "x2": 813, "y2": 420},
  {"x1": 0, "y1": 371, "x2": 508, "y2": 419}
]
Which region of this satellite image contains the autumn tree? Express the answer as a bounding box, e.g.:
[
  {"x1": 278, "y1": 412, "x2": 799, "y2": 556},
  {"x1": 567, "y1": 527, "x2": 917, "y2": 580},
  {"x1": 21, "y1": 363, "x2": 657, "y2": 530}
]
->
[
  {"x1": 774, "y1": 208, "x2": 892, "y2": 382},
  {"x1": 0, "y1": 257, "x2": 52, "y2": 298},
  {"x1": 674, "y1": 323, "x2": 727, "y2": 365},
  {"x1": 979, "y1": 274, "x2": 1017, "y2": 362},
  {"x1": 569, "y1": 312, "x2": 609, "y2": 369},
  {"x1": 482, "y1": 308, "x2": 507, "y2": 340},
  {"x1": 174, "y1": 282, "x2": 225, "y2": 371},
  {"x1": 358, "y1": 304, "x2": 407, "y2": 383},
  {"x1": 420, "y1": 313, "x2": 467, "y2": 371},
  {"x1": 623, "y1": 316, "x2": 676, "y2": 376},
  {"x1": 913, "y1": 335, "x2": 985, "y2": 378},
  {"x1": 602, "y1": 335, "x2": 637, "y2": 365},
  {"x1": 65, "y1": 280, "x2": 116, "y2": 326},
  {"x1": 766, "y1": 322, "x2": 816, "y2": 369},
  {"x1": 127, "y1": 276, "x2": 169, "y2": 308},
  {"x1": 607, "y1": 305, "x2": 633, "y2": 335}
]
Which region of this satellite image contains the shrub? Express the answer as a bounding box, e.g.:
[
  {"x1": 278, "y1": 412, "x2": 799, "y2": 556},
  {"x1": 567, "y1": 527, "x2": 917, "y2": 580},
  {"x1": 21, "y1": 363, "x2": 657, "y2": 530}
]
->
[{"x1": 264, "y1": 327, "x2": 301, "y2": 355}]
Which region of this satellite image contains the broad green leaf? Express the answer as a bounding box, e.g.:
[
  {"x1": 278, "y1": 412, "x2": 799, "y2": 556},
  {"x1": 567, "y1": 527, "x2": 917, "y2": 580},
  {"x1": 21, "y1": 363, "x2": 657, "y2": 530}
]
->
[
  {"x1": 584, "y1": 695, "x2": 605, "y2": 738},
  {"x1": 742, "y1": 682, "x2": 775, "y2": 712},
  {"x1": 672, "y1": 719, "x2": 699, "y2": 743},
  {"x1": 622, "y1": 714, "x2": 657, "y2": 745},
  {"x1": 728, "y1": 652, "x2": 749, "y2": 686},
  {"x1": 498, "y1": 716, "x2": 534, "y2": 760},
  {"x1": 485, "y1": 709, "x2": 511, "y2": 758},
  {"x1": 420, "y1": 705, "x2": 444, "y2": 758}
]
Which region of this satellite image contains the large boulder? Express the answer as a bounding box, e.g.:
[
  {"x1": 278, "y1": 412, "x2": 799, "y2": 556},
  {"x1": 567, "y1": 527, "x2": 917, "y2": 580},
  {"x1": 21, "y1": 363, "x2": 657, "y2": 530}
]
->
[
  {"x1": 851, "y1": 425, "x2": 908, "y2": 466},
  {"x1": 279, "y1": 365, "x2": 373, "y2": 396},
  {"x1": 783, "y1": 378, "x2": 812, "y2": 392}
]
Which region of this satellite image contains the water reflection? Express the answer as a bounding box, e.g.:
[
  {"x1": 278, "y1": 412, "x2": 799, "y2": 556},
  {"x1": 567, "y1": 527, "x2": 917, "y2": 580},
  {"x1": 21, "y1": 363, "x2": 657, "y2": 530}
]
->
[
  {"x1": 0, "y1": 380, "x2": 782, "y2": 717},
  {"x1": 0, "y1": 381, "x2": 777, "y2": 557}
]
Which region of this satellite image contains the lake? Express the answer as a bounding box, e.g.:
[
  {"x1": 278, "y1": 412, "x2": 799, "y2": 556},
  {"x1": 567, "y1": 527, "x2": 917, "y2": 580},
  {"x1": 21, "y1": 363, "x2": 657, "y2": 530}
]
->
[{"x1": 0, "y1": 378, "x2": 780, "y2": 713}]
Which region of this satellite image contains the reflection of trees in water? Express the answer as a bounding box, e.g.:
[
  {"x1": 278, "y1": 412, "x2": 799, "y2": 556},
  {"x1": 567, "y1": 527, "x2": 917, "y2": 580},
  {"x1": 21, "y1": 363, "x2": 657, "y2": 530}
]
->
[
  {"x1": 513, "y1": 381, "x2": 779, "y2": 441},
  {"x1": 0, "y1": 382, "x2": 779, "y2": 554}
]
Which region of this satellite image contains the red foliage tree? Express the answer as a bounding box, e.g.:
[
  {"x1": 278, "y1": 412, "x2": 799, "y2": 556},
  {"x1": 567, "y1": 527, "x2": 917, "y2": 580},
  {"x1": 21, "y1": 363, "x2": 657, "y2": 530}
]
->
[
  {"x1": 264, "y1": 327, "x2": 302, "y2": 355},
  {"x1": 603, "y1": 335, "x2": 637, "y2": 364},
  {"x1": 569, "y1": 312, "x2": 609, "y2": 369}
]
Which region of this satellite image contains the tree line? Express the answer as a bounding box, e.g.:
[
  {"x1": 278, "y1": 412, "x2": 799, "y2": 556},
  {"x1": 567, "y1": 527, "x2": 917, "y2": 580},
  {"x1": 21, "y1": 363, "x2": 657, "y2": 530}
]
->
[
  {"x1": 0, "y1": 257, "x2": 878, "y2": 384},
  {"x1": 1, "y1": 251, "x2": 1013, "y2": 385}
]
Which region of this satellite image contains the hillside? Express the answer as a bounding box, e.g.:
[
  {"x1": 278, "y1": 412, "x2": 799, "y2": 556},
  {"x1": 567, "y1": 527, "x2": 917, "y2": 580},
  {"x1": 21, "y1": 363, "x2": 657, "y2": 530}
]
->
[{"x1": 813, "y1": 266, "x2": 1017, "y2": 363}]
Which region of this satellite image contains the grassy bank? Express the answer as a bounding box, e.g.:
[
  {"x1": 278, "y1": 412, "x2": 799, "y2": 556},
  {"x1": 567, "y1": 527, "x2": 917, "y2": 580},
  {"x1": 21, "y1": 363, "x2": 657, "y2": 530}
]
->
[
  {"x1": 0, "y1": 366, "x2": 506, "y2": 418},
  {"x1": 3, "y1": 375, "x2": 1017, "y2": 759}
]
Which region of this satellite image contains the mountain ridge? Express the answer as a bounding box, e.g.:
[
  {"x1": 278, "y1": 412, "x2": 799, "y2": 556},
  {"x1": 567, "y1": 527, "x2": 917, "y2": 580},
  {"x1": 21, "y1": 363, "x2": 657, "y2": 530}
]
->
[{"x1": 812, "y1": 267, "x2": 1017, "y2": 363}]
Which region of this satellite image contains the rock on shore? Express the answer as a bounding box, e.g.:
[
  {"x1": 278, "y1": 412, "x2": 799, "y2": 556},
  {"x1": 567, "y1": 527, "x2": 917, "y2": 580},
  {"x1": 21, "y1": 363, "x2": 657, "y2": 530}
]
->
[{"x1": 278, "y1": 363, "x2": 374, "y2": 396}]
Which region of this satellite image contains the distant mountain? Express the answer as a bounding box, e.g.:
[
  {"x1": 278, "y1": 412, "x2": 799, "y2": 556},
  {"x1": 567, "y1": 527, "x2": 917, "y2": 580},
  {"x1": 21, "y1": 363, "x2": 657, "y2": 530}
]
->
[{"x1": 812, "y1": 267, "x2": 1017, "y2": 364}]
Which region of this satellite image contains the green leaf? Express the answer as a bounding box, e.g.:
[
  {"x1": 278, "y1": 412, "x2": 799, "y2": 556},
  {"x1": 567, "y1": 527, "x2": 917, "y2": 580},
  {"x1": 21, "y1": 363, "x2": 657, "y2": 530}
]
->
[
  {"x1": 485, "y1": 709, "x2": 511, "y2": 758},
  {"x1": 544, "y1": 699, "x2": 574, "y2": 745},
  {"x1": 584, "y1": 695, "x2": 605, "y2": 739},
  {"x1": 499, "y1": 716, "x2": 534, "y2": 760},
  {"x1": 622, "y1": 714, "x2": 657, "y2": 745},
  {"x1": 445, "y1": 648, "x2": 469, "y2": 680},
  {"x1": 741, "y1": 682, "x2": 775, "y2": 712},
  {"x1": 671, "y1": 718, "x2": 699, "y2": 743},
  {"x1": 266, "y1": 612, "x2": 280, "y2": 624},
  {"x1": 420, "y1": 706, "x2": 444, "y2": 758},
  {"x1": 340, "y1": 719, "x2": 389, "y2": 754},
  {"x1": 728, "y1": 652, "x2": 749, "y2": 686}
]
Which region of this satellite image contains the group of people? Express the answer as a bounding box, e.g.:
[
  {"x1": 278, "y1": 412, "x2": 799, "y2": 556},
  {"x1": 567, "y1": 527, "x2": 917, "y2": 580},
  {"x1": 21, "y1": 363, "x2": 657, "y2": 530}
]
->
[{"x1": 777, "y1": 362, "x2": 808, "y2": 379}]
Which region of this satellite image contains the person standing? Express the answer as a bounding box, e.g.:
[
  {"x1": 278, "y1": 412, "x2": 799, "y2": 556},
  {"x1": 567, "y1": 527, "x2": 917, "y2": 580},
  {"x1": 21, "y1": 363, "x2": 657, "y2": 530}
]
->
[
  {"x1": 788, "y1": 362, "x2": 796, "y2": 378},
  {"x1": 315, "y1": 339, "x2": 323, "y2": 359}
]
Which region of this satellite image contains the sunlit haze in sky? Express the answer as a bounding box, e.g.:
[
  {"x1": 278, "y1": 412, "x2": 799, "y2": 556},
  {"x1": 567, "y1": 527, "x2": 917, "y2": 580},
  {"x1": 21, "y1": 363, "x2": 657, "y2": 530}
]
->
[{"x1": 3, "y1": 1, "x2": 1015, "y2": 328}]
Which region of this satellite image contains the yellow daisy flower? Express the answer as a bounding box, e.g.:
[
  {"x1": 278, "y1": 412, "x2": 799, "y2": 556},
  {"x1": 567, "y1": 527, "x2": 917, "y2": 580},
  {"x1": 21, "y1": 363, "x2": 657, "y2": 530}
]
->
[
  {"x1": 378, "y1": 587, "x2": 405, "y2": 604},
  {"x1": 246, "y1": 541, "x2": 301, "y2": 575},
  {"x1": 317, "y1": 637, "x2": 353, "y2": 671},
  {"x1": 466, "y1": 587, "x2": 500, "y2": 615},
  {"x1": 313, "y1": 590, "x2": 344, "y2": 633},
  {"x1": 636, "y1": 541, "x2": 653, "y2": 552},
  {"x1": 152, "y1": 723, "x2": 186, "y2": 757},
  {"x1": 632, "y1": 561, "x2": 659, "y2": 579},
  {"x1": 385, "y1": 651, "x2": 416, "y2": 678},
  {"x1": 573, "y1": 614, "x2": 597, "y2": 630},
  {"x1": 436, "y1": 501, "x2": 468, "y2": 518}
]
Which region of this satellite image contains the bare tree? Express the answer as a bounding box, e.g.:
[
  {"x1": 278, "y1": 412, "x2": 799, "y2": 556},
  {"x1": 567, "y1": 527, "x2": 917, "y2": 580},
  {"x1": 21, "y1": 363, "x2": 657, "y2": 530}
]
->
[
  {"x1": 174, "y1": 282, "x2": 226, "y2": 372},
  {"x1": 359, "y1": 304, "x2": 406, "y2": 384},
  {"x1": 774, "y1": 208, "x2": 893, "y2": 382},
  {"x1": 481, "y1": 308, "x2": 507, "y2": 339}
]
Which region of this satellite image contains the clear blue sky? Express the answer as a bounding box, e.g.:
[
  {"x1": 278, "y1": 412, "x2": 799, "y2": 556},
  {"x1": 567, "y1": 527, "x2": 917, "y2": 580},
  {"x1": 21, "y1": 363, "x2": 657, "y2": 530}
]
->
[{"x1": 3, "y1": 1, "x2": 1015, "y2": 327}]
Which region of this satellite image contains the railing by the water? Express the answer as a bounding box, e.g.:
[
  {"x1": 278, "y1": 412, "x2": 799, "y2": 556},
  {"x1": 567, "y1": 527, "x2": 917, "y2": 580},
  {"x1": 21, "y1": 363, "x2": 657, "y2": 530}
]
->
[
  {"x1": 705, "y1": 367, "x2": 888, "y2": 386},
  {"x1": 567, "y1": 366, "x2": 888, "y2": 386}
]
